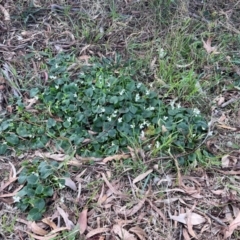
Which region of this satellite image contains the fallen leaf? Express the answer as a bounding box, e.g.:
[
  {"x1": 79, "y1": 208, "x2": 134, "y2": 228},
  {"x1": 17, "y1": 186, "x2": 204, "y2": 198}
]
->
[
  {"x1": 103, "y1": 154, "x2": 130, "y2": 163},
  {"x1": 169, "y1": 212, "x2": 206, "y2": 225},
  {"x1": 85, "y1": 228, "x2": 110, "y2": 239},
  {"x1": 101, "y1": 172, "x2": 125, "y2": 197},
  {"x1": 211, "y1": 189, "x2": 225, "y2": 195},
  {"x1": 225, "y1": 212, "x2": 240, "y2": 238},
  {"x1": 0, "y1": 4, "x2": 10, "y2": 21},
  {"x1": 42, "y1": 218, "x2": 57, "y2": 229},
  {"x1": 63, "y1": 178, "x2": 77, "y2": 191},
  {"x1": 28, "y1": 222, "x2": 48, "y2": 236},
  {"x1": 186, "y1": 204, "x2": 199, "y2": 239},
  {"x1": 202, "y1": 38, "x2": 218, "y2": 54},
  {"x1": 112, "y1": 225, "x2": 136, "y2": 240},
  {"x1": 133, "y1": 170, "x2": 153, "y2": 184},
  {"x1": 117, "y1": 198, "x2": 146, "y2": 217},
  {"x1": 25, "y1": 231, "x2": 58, "y2": 240},
  {"x1": 57, "y1": 206, "x2": 74, "y2": 230},
  {"x1": 147, "y1": 200, "x2": 167, "y2": 224},
  {"x1": 78, "y1": 209, "x2": 88, "y2": 234},
  {"x1": 183, "y1": 228, "x2": 191, "y2": 240},
  {"x1": 129, "y1": 226, "x2": 147, "y2": 240}
]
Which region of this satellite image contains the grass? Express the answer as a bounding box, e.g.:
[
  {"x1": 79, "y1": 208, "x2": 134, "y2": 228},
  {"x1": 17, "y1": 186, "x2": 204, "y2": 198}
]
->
[{"x1": 0, "y1": 0, "x2": 240, "y2": 239}]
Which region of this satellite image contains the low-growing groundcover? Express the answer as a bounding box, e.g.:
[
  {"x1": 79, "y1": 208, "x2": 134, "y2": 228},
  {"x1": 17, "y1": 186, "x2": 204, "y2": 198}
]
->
[
  {"x1": 1, "y1": 54, "x2": 208, "y2": 160},
  {"x1": 1, "y1": 54, "x2": 209, "y2": 220}
]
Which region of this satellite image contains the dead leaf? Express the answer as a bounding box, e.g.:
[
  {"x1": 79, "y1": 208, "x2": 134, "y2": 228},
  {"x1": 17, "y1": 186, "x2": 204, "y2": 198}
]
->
[
  {"x1": 202, "y1": 38, "x2": 218, "y2": 54},
  {"x1": 0, "y1": 4, "x2": 10, "y2": 21},
  {"x1": 147, "y1": 199, "x2": 167, "y2": 224},
  {"x1": 183, "y1": 228, "x2": 191, "y2": 240},
  {"x1": 186, "y1": 204, "x2": 199, "y2": 239},
  {"x1": 101, "y1": 172, "x2": 125, "y2": 197},
  {"x1": 78, "y1": 209, "x2": 88, "y2": 234},
  {"x1": 28, "y1": 222, "x2": 48, "y2": 236},
  {"x1": 225, "y1": 212, "x2": 240, "y2": 238},
  {"x1": 85, "y1": 228, "x2": 110, "y2": 239},
  {"x1": 117, "y1": 198, "x2": 146, "y2": 217},
  {"x1": 63, "y1": 178, "x2": 77, "y2": 191},
  {"x1": 129, "y1": 226, "x2": 147, "y2": 240},
  {"x1": 211, "y1": 189, "x2": 225, "y2": 195},
  {"x1": 169, "y1": 212, "x2": 206, "y2": 225},
  {"x1": 57, "y1": 206, "x2": 74, "y2": 230},
  {"x1": 25, "y1": 231, "x2": 58, "y2": 240},
  {"x1": 112, "y1": 225, "x2": 137, "y2": 240},
  {"x1": 25, "y1": 97, "x2": 38, "y2": 110},
  {"x1": 133, "y1": 170, "x2": 153, "y2": 184},
  {"x1": 103, "y1": 154, "x2": 130, "y2": 163},
  {"x1": 42, "y1": 218, "x2": 57, "y2": 230}
]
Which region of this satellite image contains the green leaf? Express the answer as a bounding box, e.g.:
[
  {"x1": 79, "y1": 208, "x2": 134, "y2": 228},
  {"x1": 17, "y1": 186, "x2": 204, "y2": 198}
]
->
[
  {"x1": 30, "y1": 88, "x2": 39, "y2": 97},
  {"x1": 27, "y1": 208, "x2": 42, "y2": 221},
  {"x1": 31, "y1": 198, "x2": 45, "y2": 211},
  {"x1": 109, "y1": 96, "x2": 118, "y2": 104},
  {"x1": 27, "y1": 174, "x2": 39, "y2": 184},
  {"x1": 47, "y1": 118, "x2": 56, "y2": 128},
  {"x1": 0, "y1": 144, "x2": 7, "y2": 154},
  {"x1": 85, "y1": 88, "x2": 93, "y2": 98},
  {"x1": 35, "y1": 185, "x2": 44, "y2": 194},
  {"x1": 129, "y1": 105, "x2": 138, "y2": 114},
  {"x1": 5, "y1": 134, "x2": 19, "y2": 145},
  {"x1": 43, "y1": 186, "x2": 54, "y2": 196}
]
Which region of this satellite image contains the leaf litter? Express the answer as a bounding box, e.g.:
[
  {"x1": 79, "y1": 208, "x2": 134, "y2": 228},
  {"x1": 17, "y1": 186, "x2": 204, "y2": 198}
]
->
[{"x1": 0, "y1": 0, "x2": 240, "y2": 240}]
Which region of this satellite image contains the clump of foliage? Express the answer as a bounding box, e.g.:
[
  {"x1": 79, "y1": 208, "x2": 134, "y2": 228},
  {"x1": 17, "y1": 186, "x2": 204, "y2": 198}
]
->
[
  {"x1": 0, "y1": 54, "x2": 207, "y2": 160},
  {"x1": 14, "y1": 159, "x2": 65, "y2": 221}
]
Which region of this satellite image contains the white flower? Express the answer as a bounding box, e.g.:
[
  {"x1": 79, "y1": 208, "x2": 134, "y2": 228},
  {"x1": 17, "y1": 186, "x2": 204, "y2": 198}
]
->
[
  {"x1": 193, "y1": 108, "x2": 200, "y2": 115},
  {"x1": 55, "y1": 63, "x2": 59, "y2": 68},
  {"x1": 114, "y1": 110, "x2": 118, "y2": 114},
  {"x1": 170, "y1": 101, "x2": 175, "y2": 109},
  {"x1": 130, "y1": 123, "x2": 135, "y2": 129},
  {"x1": 148, "y1": 144, "x2": 152, "y2": 149},
  {"x1": 112, "y1": 142, "x2": 115, "y2": 146},
  {"x1": 118, "y1": 118, "x2": 122, "y2": 123},
  {"x1": 13, "y1": 195, "x2": 21, "y2": 203},
  {"x1": 119, "y1": 89, "x2": 125, "y2": 95},
  {"x1": 50, "y1": 76, "x2": 57, "y2": 80},
  {"x1": 147, "y1": 106, "x2": 155, "y2": 111},
  {"x1": 140, "y1": 130, "x2": 145, "y2": 138},
  {"x1": 155, "y1": 141, "x2": 160, "y2": 148},
  {"x1": 55, "y1": 85, "x2": 59, "y2": 89},
  {"x1": 146, "y1": 90, "x2": 150, "y2": 96},
  {"x1": 107, "y1": 116, "x2": 112, "y2": 122},
  {"x1": 163, "y1": 116, "x2": 168, "y2": 121},
  {"x1": 100, "y1": 107, "x2": 105, "y2": 113},
  {"x1": 74, "y1": 93, "x2": 77, "y2": 98},
  {"x1": 149, "y1": 82, "x2": 153, "y2": 88},
  {"x1": 107, "y1": 82, "x2": 111, "y2": 87},
  {"x1": 135, "y1": 93, "x2": 140, "y2": 102},
  {"x1": 177, "y1": 103, "x2": 181, "y2": 109},
  {"x1": 137, "y1": 83, "x2": 142, "y2": 89},
  {"x1": 143, "y1": 120, "x2": 150, "y2": 126},
  {"x1": 111, "y1": 113, "x2": 117, "y2": 118},
  {"x1": 159, "y1": 48, "x2": 166, "y2": 58},
  {"x1": 67, "y1": 117, "x2": 72, "y2": 122},
  {"x1": 140, "y1": 123, "x2": 144, "y2": 129}
]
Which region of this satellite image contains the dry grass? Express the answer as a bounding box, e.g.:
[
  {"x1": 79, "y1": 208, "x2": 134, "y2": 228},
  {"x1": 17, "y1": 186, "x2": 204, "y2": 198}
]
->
[{"x1": 0, "y1": 0, "x2": 240, "y2": 239}]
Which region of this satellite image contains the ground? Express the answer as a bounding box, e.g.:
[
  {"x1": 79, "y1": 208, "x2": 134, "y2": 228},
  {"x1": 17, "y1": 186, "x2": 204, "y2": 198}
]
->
[{"x1": 0, "y1": 0, "x2": 240, "y2": 239}]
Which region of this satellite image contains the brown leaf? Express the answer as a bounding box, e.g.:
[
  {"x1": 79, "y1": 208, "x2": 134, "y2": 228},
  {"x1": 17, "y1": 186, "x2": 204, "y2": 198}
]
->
[
  {"x1": 57, "y1": 206, "x2": 74, "y2": 230},
  {"x1": 147, "y1": 200, "x2": 167, "y2": 224},
  {"x1": 0, "y1": 4, "x2": 10, "y2": 21},
  {"x1": 112, "y1": 225, "x2": 137, "y2": 240},
  {"x1": 42, "y1": 218, "x2": 57, "y2": 230},
  {"x1": 222, "y1": 155, "x2": 230, "y2": 168},
  {"x1": 101, "y1": 172, "x2": 125, "y2": 197},
  {"x1": 183, "y1": 228, "x2": 191, "y2": 240},
  {"x1": 103, "y1": 154, "x2": 130, "y2": 163},
  {"x1": 78, "y1": 209, "x2": 88, "y2": 234},
  {"x1": 224, "y1": 212, "x2": 240, "y2": 238},
  {"x1": 186, "y1": 205, "x2": 199, "y2": 239},
  {"x1": 85, "y1": 228, "x2": 110, "y2": 239},
  {"x1": 202, "y1": 38, "x2": 218, "y2": 54},
  {"x1": 117, "y1": 198, "x2": 146, "y2": 217},
  {"x1": 63, "y1": 178, "x2": 77, "y2": 191},
  {"x1": 28, "y1": 222, "x2": 49, "y2": 236},
  {"x1": 25, "y1": 231, "x2": 58, "y2": 240},
  {"x1": 133, "y1": 170, "x2": 153, "y2": 184},
  {"x1": 129, "y1": 226, "x2": 147, "y2": 240},
  {"x1": 169, "y1": 212, "x2": 206, "y2": 225}
]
